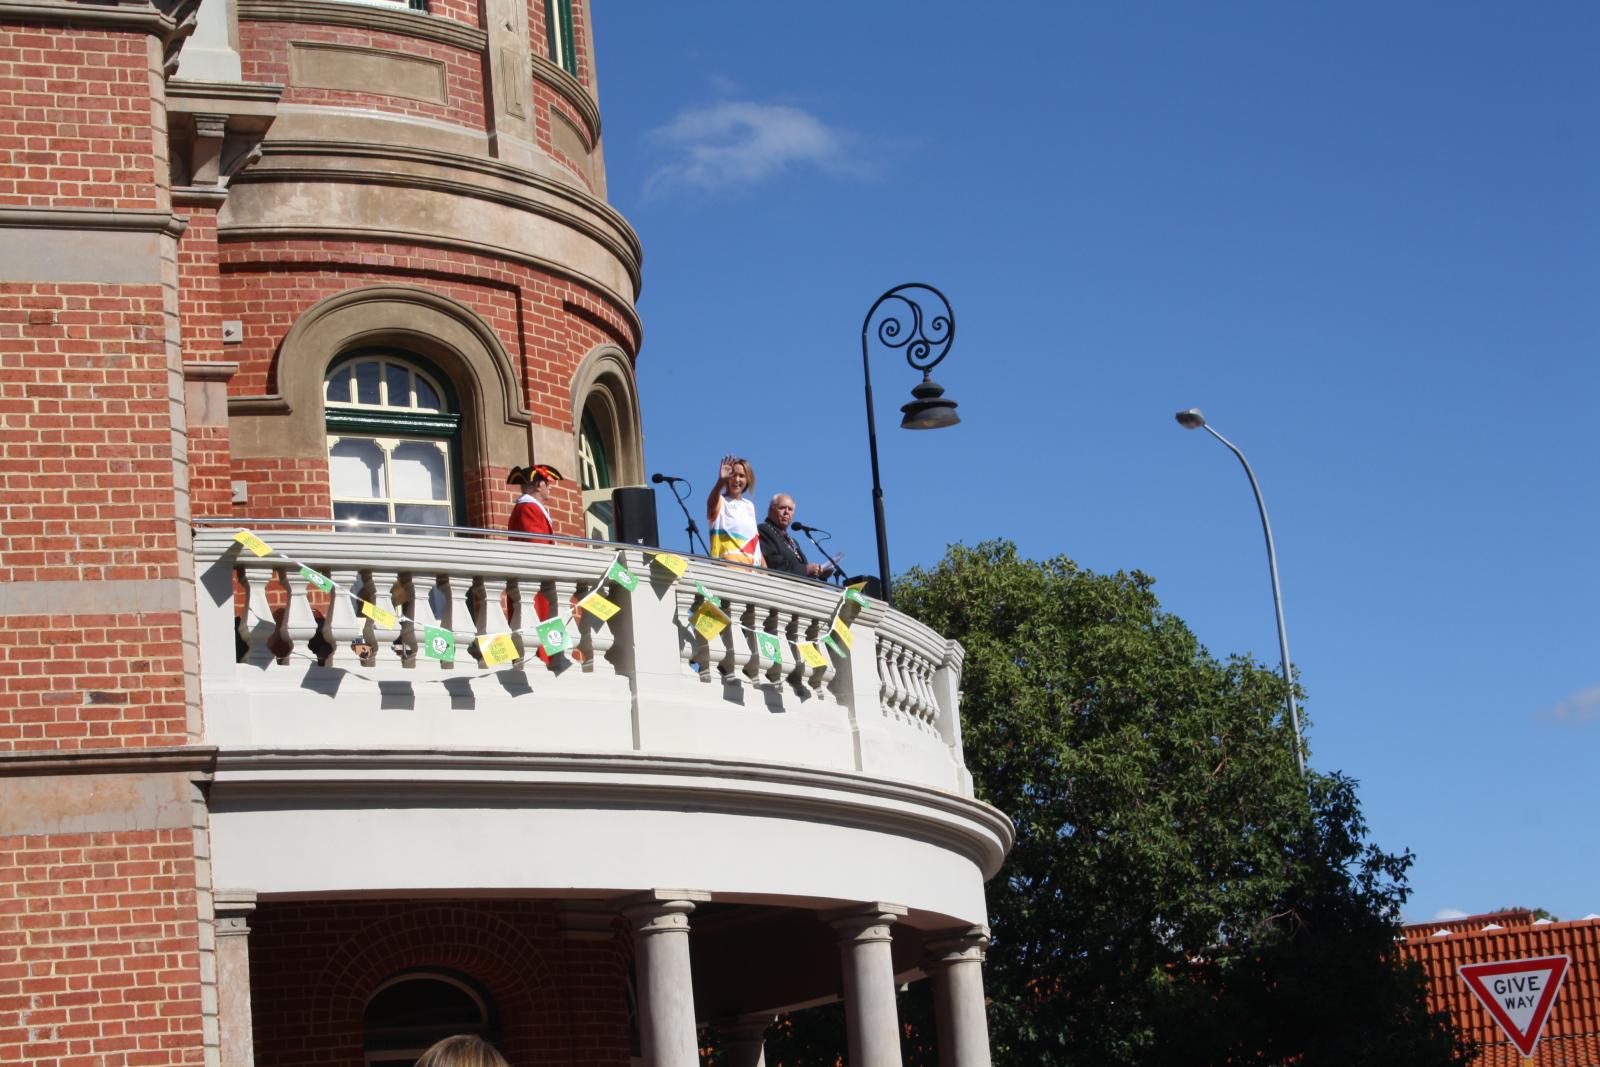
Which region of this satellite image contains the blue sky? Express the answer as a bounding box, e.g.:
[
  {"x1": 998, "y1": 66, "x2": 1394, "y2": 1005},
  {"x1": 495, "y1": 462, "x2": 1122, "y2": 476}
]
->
[{"x1": 590, "y1": 4, "x2": 1599, "y2": 923}]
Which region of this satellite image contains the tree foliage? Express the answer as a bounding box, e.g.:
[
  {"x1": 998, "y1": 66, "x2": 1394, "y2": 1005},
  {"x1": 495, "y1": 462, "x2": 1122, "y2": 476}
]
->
[{"x1": 887, "y1": 541, "x2": 1466, "y2": 1067}]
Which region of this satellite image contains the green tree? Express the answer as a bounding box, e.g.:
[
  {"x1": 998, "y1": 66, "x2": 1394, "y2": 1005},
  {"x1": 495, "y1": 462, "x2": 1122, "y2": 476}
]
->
[{"x1": 889, "y1": 541, "x2": 1465, "y2": 1067}]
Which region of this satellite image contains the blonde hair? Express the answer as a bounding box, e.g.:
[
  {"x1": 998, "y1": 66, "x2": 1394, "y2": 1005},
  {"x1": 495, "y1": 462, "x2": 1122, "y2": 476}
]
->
[
  {"x1": 733, "y1": 458, "x2": 755, "y2": 495},
  {"x1": 413, "y1": 1035, "x2": 509, "y2": 1067}
]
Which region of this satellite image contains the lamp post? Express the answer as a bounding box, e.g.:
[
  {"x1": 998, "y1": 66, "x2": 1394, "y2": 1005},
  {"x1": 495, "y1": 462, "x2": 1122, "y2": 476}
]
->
[
  {"x1": 1175, "y1": 408, "x2": 1305, "y2": 776},
  {"x1": 861, "y1": 283, "x2": 961, "y2": 607}
]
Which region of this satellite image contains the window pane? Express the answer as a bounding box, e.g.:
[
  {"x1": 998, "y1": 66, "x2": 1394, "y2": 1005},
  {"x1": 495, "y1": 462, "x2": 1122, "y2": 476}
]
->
[
  {"x1": 329, "y1": 437, "x2": 387, "y2": 498},
  {"x1": 414, "y1": 376, "x2": 440, "y2": 411},
  {"x1": 390, "y1": 441, "x2": 447, "y2": 500},
  {"x1": 384, "y1": 362, "x2": 409, "y2": 408},
  {"x1": 325, "y1": 366, "x2": 351, "y2": 404},
  {"x1": 354, "y1": 360, "x2": 381, "y2": 405},
  {"x1": 395, "y1": 503, "x2": 451, "y2": 535},
  {"x1": 333, "y1": 501, "x2": 391, "y2": 528}
]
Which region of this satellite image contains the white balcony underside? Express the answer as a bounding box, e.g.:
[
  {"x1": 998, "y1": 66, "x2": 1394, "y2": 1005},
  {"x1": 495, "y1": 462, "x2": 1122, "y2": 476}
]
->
[{"x1": 206, "y1": 749, "x2": 1009, "y2": 927}]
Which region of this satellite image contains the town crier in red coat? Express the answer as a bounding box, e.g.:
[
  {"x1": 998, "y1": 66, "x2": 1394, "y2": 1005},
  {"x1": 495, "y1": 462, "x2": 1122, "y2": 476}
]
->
[{"x1": 507, "y1": 464, "x2": 564, "y2": 540}]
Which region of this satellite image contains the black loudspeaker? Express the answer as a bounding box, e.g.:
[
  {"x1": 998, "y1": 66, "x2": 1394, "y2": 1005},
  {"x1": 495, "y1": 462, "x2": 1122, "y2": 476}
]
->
[{"x1": 610, "y1": 485, "x2": 659, "y2": 547}]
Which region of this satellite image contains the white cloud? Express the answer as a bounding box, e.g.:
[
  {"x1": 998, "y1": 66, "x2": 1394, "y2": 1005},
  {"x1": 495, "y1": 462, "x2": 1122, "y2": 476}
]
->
[
  {"x1": 1536, "y1": 684, "x2": 1600, "y2": 725},
  {"x1": 644, "y1": 101, "x2": 873, "y2": 196},
  {"x1": 1432, "y1": 908, "x2": 1469, "y2": 921}
]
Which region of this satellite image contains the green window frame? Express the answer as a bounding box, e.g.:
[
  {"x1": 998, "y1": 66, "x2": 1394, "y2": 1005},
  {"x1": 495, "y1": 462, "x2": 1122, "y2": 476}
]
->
[
  {"x1": 544, "y1": 0, "x2": 577, "y2": 77},
  {"x1": 324, "y1": 351, "x2": 465, "y2": 534}
]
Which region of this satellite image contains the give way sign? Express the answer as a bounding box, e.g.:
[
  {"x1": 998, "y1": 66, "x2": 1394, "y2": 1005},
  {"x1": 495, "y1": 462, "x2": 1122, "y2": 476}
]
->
[{"x1": 1457, "y1": 955, "x2": 1570, "y2": 1058}]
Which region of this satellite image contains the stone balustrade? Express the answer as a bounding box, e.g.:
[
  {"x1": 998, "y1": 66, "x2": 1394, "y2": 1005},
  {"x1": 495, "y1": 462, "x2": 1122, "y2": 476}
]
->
[{"x1": 195, "y1": 528, "x2": 973, "y2": 795}]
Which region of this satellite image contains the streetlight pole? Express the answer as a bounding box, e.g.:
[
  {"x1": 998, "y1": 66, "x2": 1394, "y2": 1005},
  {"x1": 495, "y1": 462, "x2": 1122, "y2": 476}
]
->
[
  {"x1": 860, "y1": 284, "x2": 961, "y2": 607},
  {"x1": 1175, "y1": 408, "x2": 1305, "y2": 776}
]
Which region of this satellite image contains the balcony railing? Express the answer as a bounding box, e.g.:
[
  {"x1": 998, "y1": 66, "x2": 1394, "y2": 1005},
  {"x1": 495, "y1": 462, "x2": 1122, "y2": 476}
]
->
[{"x1": 193, "y1": 524, "x2": 972, "y2": 795}]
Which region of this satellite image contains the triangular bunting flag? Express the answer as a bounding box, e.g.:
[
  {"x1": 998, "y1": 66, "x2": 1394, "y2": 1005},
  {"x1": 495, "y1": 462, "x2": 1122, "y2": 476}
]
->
[
  {"x1": 421, "y1": 626, "x2": 456, "y2": 662},
  {"x1": 830, "y1": 617, "x2": 854, "y2": 650},
  {"x1": 298, "y1": 566, "x2": 335, "y2": 593},
  {"x1": 536, "y1": 618, "x2": 570, "y2": 657},
  {"x1": 233, "y1": 530, "x2": 272, "y2": 557},
  {"x1": 605, "y1": 557, "x2": 639, "y2": 592},
  {"x1": 360, "y1": 601, "x2": 397, "y2": 630},
  {"x1": 1458, "y1": 955, "x2": 1570, "y2": 1057},
  {"x1": 579, "y1": 590, "x2": 620, "y2": 621},
  {"x1": 650, "y1": 552, "x2": 688, "y2": 577},
  {"x1": 477, "y1": 632, "x2": 519, "y2": 667},
  {"x1": 691, "y1": 601, "x2": 730, "y2": 640}
]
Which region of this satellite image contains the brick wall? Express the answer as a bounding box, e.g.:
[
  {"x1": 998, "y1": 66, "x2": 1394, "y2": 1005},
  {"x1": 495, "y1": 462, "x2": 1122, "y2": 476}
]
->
[
  {"x1": 0, "y1": 27, "x2": 164, "y2": 209},
  {"x1": 0, "y1": 828, "x2": 206, "y2": 1066},
  {"x1": 248, "y1": 899, "x2": 632, "y2": 1066}
]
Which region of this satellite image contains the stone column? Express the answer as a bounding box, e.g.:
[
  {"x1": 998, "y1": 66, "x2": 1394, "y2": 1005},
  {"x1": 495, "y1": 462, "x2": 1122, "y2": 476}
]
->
[
  {"x1": 828, "y1": 903, "x2": 908, "y2": 1067},
  {"x1": 214, "y1": 890, "x2": 257, "y2": 1067},
  {"x1": 720, "y1": 1013, "x2": 774, "y2": 1067},
  {"x1": 624, "y1": 890, "x2": 710, "y2": 1067},
  {"x1": 926, "y1": 926, "x2": 992, "y2": 1067}
]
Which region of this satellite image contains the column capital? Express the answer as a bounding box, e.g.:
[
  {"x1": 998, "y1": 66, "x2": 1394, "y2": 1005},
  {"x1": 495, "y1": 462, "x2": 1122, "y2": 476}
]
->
[
  {"x1": 214, "y1": 889, "x2": 257, "y2": 937},
  {"x1": 825, "y1": 901, "x2": 907, "y2": 943},
  {"x1": 620, "y1": 889, "x2": 711, "y2": 935},
  {"x1": 925, "y1": 925, "x2": 989, "y2": 968}
]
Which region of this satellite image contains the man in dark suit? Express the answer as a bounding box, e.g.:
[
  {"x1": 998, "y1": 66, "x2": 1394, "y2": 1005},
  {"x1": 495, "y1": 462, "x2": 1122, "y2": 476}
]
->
[{"x1": 758, "y1": 494, "x2": 835, "y2": 580}]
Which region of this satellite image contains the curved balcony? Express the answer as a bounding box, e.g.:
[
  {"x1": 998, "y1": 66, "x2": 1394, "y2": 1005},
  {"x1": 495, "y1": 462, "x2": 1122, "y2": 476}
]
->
[{"x1": 194, "y1": 527, "x2": 1010, "y2": 931}]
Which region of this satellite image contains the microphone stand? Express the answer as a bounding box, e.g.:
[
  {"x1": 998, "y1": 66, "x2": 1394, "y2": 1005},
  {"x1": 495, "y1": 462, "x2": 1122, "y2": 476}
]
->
[
  {"x1": 662, "y1": 479, "x2": 709, "y2": 556},
  {"x1": 798, "y1": 527, "x2": 846, "y2": 586}
]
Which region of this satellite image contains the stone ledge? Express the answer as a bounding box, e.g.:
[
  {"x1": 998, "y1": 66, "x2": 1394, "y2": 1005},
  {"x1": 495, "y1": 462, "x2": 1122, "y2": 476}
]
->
[{"x1": 237, "y1": 0, "x2": 487, "y2": 51}]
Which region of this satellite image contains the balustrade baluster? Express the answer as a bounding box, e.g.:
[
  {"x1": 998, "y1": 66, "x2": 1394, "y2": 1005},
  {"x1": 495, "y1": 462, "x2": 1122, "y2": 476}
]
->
[
  {"x1": 440, "y1": 574, "x2": 472, "y2": 670},
  {"x1": 316, "y1": 568, "x2": 364, "y2": 670},
  {"x1": 281, "y1": 567, "x2": 320, "y2": 665},
  {"x1": 731, "y1": 600, "x2": 760, "y2": 686},
  {"x1": 549, "y1": 578, "x2": 578, "y2": 664},
  {"x1": 237, "y1": 565, "x2": 277, "y2": 668},
  {"x1": 411, "y1": 573, "x2": 450, "y2": 669},
  {"x1": 506, "y1": 575, "x2": 537, "y2": 666},
  {"x1": 810, "y1": 617, "x2": 838, "y2": 701},
  {"x1": 892, "y1": 644, "x2": 917, "y2": 721},
  {"x1": 711, "y1": 595, "x2": 740, "y2": 684},
  {"x1": 384, "y1": 570, "x2": 415, "y2": 667},
  {"x1": 584, "y1": 579, "x2": 618, "y2": 674},
  {"x1": 679, "y1": 585, "x2": 707, "y2": 679}
]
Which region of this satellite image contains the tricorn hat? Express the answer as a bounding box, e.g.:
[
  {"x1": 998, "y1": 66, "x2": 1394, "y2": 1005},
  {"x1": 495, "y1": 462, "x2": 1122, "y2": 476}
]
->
[{"x1": 507, "y1": 463, "x2": 564, "y2": 485}]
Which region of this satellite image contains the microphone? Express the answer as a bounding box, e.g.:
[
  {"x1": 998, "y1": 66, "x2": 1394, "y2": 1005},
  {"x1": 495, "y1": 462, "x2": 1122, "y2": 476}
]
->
[
  {"x1": 652, "y1": 473, "x2": 684, "y2": 484},
  {"x1": 791, "y1": 521, "x2": 825, "y2": 534}
]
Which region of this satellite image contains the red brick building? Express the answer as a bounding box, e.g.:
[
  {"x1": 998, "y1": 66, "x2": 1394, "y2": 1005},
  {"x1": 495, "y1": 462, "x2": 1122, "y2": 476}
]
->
[
  {"x1": 0, "y1": 1, "x2": 1011, "y2": 1064},
  {"x1": 1399, "y1": 910, "x2": 1600, "y2": 1066}
]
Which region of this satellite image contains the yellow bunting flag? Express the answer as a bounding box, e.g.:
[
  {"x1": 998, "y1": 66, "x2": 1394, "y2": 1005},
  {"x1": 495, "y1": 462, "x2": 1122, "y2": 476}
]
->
[
  {"x1": 692, "y1": 601, "x2": 730, "y2": 640},
  {"x1": 650, "y1": 551, "x2": 689, "y2": 577},
  {"x1": 233, "y1": 530, "x2": 272, "y2": 557},
  {"x1": 477, "y1": 632, "x2": 518, "y2": 666},
  {"x1": 361, "y1": 601, "x2": 397, "y2": 629},
  {"x1": 797, "y1": 641, "x2": 828, "y2": 669},
  {"x1": 579, "y1": 590, "x2": 620, "y2": 621},
  {"x1": 830, "y1": 617, "x2": 854, "y2": 650}
]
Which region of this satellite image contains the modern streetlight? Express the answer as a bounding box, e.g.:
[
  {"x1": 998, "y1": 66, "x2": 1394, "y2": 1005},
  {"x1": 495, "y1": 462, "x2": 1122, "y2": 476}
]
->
[
  {"x1": 861, "y1": 283, "x2": 960, "y2": 606},
  {"x1": 1175, "y1": 407, "x2": 1305, "y2": 776}
]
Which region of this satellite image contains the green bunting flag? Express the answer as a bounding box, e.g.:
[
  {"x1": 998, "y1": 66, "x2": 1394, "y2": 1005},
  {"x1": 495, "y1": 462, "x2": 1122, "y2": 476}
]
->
[
  {"x1": 605, "y1": 557, "x2": 639, "y2": 592},
  {"x1": 536, "y1": 618, "x2": 570, "y2": 657},
  {"x1": 756, "y1": 632, "x2": 782, "y2": 664},
  {"x1": 421, "y1": 626, "x2": 455, "y2": 662},
  {"x1": 844, "y1": 588, "x2": 867, "y2": 606},
  {"x1": 694, "y1": 581, "x2": 721, "y2": 608},
  {"x1": 298, "y1": 566, "x2": 336, "y2": 594},
  {"x1": 822, "y1": 634, "x2": 848, "y2": 660}
]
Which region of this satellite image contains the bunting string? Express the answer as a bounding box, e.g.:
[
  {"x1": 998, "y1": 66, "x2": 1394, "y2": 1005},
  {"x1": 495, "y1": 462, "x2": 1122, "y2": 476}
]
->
[{"x1": 228, "y1": 529, "x2": 865, "y2": 679}]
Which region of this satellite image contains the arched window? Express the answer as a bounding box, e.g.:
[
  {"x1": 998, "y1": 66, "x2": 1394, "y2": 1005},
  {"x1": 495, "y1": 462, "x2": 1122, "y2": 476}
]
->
[
  {"x1": 325, "y1": 352, "x2": 463, "y2": 534},
  {"x1": 577, "y1": 406, "x2": 613, "y2": 540},
  {"x1": 363, "y1": 969, "x2": 499, "y2": 1066}
]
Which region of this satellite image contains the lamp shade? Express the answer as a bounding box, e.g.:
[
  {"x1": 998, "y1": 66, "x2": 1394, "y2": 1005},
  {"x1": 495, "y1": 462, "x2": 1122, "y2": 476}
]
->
[{"x1": 901, "y1": 377, "x2": 960, "y2": 430}]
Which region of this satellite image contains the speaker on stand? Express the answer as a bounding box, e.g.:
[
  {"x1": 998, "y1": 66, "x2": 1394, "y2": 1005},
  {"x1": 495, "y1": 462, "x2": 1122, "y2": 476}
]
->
[{"x1": 610, "y1": 485, "x2": 660, "y2": 547}]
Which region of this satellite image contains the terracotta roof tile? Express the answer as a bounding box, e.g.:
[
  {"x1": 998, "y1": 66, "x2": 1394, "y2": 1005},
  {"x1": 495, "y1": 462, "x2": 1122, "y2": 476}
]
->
[{"x1": 1399, "y1": 912, "x2": 1600, "y2": 1066}]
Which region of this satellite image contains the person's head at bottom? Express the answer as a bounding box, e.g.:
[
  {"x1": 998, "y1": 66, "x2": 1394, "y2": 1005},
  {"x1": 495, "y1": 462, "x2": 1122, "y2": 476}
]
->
[{"x1": 414, "y1": 1034, "x2": 509, "y2": 1067}]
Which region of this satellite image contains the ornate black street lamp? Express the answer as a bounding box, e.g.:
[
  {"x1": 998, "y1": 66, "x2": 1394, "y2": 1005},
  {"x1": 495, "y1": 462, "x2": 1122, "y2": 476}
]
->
[{"x1": 861, "y1": 283, "x2": 960, "y2": 606}]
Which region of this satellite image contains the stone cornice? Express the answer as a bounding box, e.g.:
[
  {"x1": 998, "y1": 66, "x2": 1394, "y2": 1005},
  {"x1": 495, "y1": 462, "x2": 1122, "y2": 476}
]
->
[
  {"x1": 245, "y1": 138, "x2": 641, "y2": 269},
  {"x1": 0, "y1": 745, "x2": 217, "y2": 778},
  {"x1": 0, "y1": 0, "x2": 174, "y2": 36},
  {"x1": 207, "y1": 747, "x2": 1016, "y2": 875},
  {"x1": 183, "y1": 359, "x2": 240, "y2": 382},
  {"x1": 532, "y1": 53, "x2": 599, "y2": 145},
  {"x1": 237, "y1": 0, "x2": 487, "y2": 51},
  {"x1": 0, "y1": 206, "x2": 188, "y2": 238}
]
